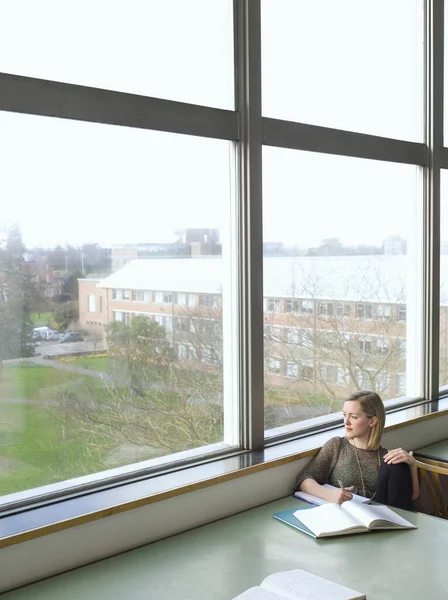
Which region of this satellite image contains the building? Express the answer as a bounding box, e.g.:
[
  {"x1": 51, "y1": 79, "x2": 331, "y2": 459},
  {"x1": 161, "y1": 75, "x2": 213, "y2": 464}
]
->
[{"x1": 79, "y1": 253, "x2": 448, "y2": 401}]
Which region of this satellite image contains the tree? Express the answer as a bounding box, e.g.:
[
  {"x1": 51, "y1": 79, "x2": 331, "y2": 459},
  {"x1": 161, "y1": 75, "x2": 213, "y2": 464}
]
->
[
  {"x1": 49, "y1": 315, "x2": 223, "y2": 469},
  {"x1": 0, "y1": 225, "x2": 35, "y2": 371},
  {"x1": 53, "y1": 301, "x2": 79, "y2": 331}
]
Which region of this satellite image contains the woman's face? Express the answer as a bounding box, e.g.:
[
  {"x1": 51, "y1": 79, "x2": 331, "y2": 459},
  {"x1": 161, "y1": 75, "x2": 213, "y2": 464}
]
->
[{"x1": 342, "y1": 400, "x2": 376, "y2": 442}]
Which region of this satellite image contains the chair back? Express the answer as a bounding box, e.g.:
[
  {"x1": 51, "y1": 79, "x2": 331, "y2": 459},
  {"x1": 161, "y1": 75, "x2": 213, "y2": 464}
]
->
[{"x1": 414, "y1": 457, "x2": 448, "y2": 519}]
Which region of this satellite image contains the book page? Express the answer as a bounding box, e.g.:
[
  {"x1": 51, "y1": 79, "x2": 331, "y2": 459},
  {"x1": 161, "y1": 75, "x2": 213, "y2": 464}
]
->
[
  {"x1": 294, "y1": 484, "x2": 370, "y2": 506},
  {"x1": 262, "y1": 569, "x2": 365, "y2": 600},
  {"x1": 342, "y1": 501, "x2": 416, "y2": 529},
  {"x1": 232, "y1": 585, "x2": 284, "y2": 600},
  {"x1": 293, "y1": 503, "x2": 367, "y2": 537}
]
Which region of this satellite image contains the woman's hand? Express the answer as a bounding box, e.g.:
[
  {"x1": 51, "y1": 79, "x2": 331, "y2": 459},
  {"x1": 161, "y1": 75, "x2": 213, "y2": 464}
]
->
[
  {"x1": 324, "y1": 486, "x2": 355, "y2": 504},
  {"x1": 383, "y1": 448, "x2": 416, "y2": 467}
]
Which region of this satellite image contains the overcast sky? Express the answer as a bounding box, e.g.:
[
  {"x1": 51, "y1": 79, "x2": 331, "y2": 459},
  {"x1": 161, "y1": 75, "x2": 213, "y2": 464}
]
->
[{"x1": 0, "y1": 0, "x2": 435, "y2": 251}]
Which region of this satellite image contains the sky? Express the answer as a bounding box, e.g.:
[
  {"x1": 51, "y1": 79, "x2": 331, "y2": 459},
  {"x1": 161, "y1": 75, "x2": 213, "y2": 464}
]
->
[{"x1": 0, "y1": 0, "x2": 438, "y2": 251}]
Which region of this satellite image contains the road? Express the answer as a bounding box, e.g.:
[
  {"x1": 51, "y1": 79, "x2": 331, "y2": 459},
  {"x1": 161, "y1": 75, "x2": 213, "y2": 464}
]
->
[{"x1": 35, "y1": 337, "x2": 106, "y2": 358}]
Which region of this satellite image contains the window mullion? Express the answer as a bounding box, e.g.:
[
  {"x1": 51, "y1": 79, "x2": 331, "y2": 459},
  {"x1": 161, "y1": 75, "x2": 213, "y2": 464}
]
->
[
  {"x1": 425, "y1": 0, "x2": 443, "y2": 402},
  {"x1": 235, "y1": 0, "x2": 264, "y2": 449}
]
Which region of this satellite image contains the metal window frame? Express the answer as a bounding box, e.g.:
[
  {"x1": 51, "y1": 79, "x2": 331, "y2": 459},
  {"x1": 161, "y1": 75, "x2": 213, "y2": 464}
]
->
[{"x1": 0, "y1": 0, "x2": 446, "y2": 505}]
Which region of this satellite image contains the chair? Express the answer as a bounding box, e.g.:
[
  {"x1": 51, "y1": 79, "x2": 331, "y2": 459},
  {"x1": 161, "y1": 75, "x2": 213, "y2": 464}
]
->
[{"x1": 414, "y1": 457, "x2": 448, "y2": 519}]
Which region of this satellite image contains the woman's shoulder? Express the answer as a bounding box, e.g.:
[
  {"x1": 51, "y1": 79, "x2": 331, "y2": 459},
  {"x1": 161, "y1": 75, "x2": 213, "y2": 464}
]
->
[{"x1": 321, "y1": 436, "x2": 345, "y2": 451}]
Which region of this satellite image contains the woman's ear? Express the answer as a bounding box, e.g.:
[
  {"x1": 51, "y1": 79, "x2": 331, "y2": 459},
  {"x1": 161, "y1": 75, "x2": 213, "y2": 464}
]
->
[{"x1": 369, "y1": 416, "x2": 378, "y2": 428}]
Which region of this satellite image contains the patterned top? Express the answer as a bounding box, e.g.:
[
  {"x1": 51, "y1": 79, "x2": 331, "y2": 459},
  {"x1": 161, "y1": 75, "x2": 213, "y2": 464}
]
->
[{"x1": 295, "y1": 436, "x2": 388, "y2": 499}]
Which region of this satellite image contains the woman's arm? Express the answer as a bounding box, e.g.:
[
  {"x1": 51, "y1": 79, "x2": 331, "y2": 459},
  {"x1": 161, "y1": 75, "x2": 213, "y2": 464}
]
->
[
  {"x1": 300, "y1": 477, "x2": 354, "y2": 504},
  {"x1": 383, "y1": 448, "x2": 420, "y2": 500}
]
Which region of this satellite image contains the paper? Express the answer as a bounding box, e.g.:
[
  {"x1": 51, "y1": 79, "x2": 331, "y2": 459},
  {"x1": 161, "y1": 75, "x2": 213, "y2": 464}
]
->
[
  {"x1": 232, "y1": 569, "x2": 365, "y2": 600},
  {"x1": 294, "y1": 484, "x2": 370, "y2": 506}
]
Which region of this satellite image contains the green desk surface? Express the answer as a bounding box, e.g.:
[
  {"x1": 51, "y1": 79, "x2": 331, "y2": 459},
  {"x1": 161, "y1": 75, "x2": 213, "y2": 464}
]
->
[
  {"x1": 3, "y1": 497, "x2": 448, "y2": 600},
  {"x1": 415, "y1": 439, "x2": 448, "y2": 462}
]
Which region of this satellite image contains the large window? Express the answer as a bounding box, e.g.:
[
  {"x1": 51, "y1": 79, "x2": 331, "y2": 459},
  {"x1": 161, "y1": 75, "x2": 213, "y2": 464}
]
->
[
  {"x1": 0, "y1": 0, "x2": 234, "y2": 109},
  {"x1": 0, "y1": 111, "x2": 233, "y2": 498},
  {"x1": 263, "y1": 148, "x2": 423, "y2": 432},
  {"x1": 0, "y1": 0, "x2": 445, "y2": 510},
  {"x1": 261, "y1": 0, "x2": 424, "y2": 141}
]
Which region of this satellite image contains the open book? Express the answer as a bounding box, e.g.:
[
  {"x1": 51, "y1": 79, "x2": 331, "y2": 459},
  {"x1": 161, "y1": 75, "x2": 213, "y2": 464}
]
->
[
  {"x1": 274, "y1": 502, "x2": 416, "y2": 539},
  {"x1": 294, "y1": 484, "x2": 370, "y2": 506},
  {"x1": 231, "y1": 569, "x2": 365, "y2": 600}
]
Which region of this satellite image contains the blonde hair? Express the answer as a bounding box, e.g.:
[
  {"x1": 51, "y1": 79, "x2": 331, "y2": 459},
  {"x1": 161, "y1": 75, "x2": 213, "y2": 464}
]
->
[{"x1": 347, "y1": 390, "x2": 385, "y2": 450}]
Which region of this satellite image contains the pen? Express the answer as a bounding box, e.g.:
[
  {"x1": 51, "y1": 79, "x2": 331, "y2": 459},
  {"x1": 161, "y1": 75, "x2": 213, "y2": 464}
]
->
[{"x1": 337, "y1": 479, "x2": 344, "y2": 490}]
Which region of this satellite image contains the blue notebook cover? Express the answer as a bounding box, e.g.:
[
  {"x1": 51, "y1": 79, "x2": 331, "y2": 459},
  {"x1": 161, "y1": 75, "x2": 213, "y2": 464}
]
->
[{"x1": 272, "y1": 507, "x2": 318, "y2": 539}]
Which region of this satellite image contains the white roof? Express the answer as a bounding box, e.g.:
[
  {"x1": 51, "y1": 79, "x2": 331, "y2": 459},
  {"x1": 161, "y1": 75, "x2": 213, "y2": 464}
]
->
[{"x1": 96, "y1": 255, "x2": 448, "y2": 305}]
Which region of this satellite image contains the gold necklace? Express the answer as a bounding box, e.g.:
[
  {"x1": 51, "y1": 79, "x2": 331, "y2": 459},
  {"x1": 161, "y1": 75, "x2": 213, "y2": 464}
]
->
[{"x1": 352, "y1": 444, "x2": 380, "y2": 499}]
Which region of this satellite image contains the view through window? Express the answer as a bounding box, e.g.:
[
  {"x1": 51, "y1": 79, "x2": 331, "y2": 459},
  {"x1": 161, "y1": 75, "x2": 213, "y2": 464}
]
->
[
  {"x1": 263, "y1": 148, "x2": 423, "y2": 433},
  {"x1": 0, "y1": 112, "x2": 233, "y2": 496}
]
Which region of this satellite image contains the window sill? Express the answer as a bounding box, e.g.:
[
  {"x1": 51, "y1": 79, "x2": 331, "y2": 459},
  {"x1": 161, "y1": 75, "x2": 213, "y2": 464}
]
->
[{"x1": 1, "y1": 398, "x2": 447, "y2": 550}]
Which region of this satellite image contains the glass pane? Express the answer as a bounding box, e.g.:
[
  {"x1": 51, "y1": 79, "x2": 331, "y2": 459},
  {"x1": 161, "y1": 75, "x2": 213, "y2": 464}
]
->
[
  {"x1": 261, "y1": 0, "x2": 424, "y2": 141},
  {"x1": 439, "y1": 172, "x2": 448, "y2": 390},
  {"x1": 0, "y1": 0, "x2": 234, "y2": 109},
  {"x1": 0, "y1": 112, "x2": 234, "y2": 498},
  {"x1": 263, "y1": 147, "x2": 423, "y2": 435}
]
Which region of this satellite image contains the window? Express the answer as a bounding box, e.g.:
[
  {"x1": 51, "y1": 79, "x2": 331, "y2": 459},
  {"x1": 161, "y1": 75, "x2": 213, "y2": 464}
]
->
[
  {"x1": 264, "y1": 298, "x2": 280, "y2": 313},
  {"x1": 397, "y1": 305, "x2": 407, "y2": 322},
  {"x1": 261, "y1": 0, "x2": 424, "y2": 141},
  {"x1": 198, "y1": 294, "x2": 221, "y2": 308},
  {"x1": 318, "y1": 302, "x2": 334, "y2": 317},
  {"x1": 0, "y1": 0, "x2": 435, "y2": 522},
  {"x1": 0, "y1": 0, "x2": 234, "y2": 109},
  {"x1": 300, "y1": 300, "x2": 314, "y2": 315},
  {"x1": 132, "y1": 290, "x2": 147, "y2": 302},
  {"x1": 263, "y1": 147, "x2": 421, "y2": 430},
  {"x1": 175, "y1": 317, "x2": 191, "y2": 333},
  {"x1": 268, "y1": 358, "x2": 282, "y2": 374},
  {"x1": 176, "y1": 293, "x2": 195, "y2": 307},
  {"x1": 285, "y1": 361, "x2": 299, "y2": 378},
  {"x1": 335, "y1": 303, "x2": 350, "y2": 318},
  {"x1": 0, "y1": 109, "x2": 232, "y2": 500},
  {"x1": 355, "y1": 336, "x2": 373, "y2": 354},
  {"x1": 376, "y1": 304, "x2": 391, "y2": 320},
  {"x1": 284, "y1": 299, "x2": 300, "y2": 313},
  {"x1": 153, "y1": 292, "x2": 173, "y2": 304},
  {"x1": 286, "y1": 327, "x2": 301, "y2": 345},
  {"x1": 319, "y1": 364, "x2": 338, "y2": 384},
  {"x1": 87, "y1": 295, "x2": 96, "y2": 313},
  {"x1": 265, "y1": 325, "x2": 281, "y2": 343},
  {"x1": 114, "y1": 311, "x2": 130, "y2": 325},
  {"x1": 357, "y1": 303, "x2": 373, "y2": 320},
  {"x1": 112, "y1": 289, "x2": 129, "y2": 301}
]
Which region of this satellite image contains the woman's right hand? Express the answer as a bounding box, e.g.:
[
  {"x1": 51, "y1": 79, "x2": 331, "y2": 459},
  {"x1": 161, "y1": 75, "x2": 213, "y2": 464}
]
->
[{"x1": 324, "y1": 486, "x2": 355, "y2": 504}]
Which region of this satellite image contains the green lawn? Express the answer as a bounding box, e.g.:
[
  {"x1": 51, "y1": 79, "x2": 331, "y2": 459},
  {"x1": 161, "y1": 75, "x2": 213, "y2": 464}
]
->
[
  {"x1": 0, "y1": 361, "x2": 341, "y2": 498},
  {"x1": 29, "y1": 311, "x2": 53, "y2": 326},
  {"x1": 0, "y1": 363, "x2": 223, "y2": 496}
]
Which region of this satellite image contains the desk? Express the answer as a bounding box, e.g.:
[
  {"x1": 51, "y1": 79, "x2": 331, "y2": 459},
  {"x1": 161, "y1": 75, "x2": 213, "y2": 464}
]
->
[
  {"x1": 2, "y1": 497, "x2": 447, "y2": 600},
  {"x1": 415, "y1": 439, "x2": 448, "y2": 462}
]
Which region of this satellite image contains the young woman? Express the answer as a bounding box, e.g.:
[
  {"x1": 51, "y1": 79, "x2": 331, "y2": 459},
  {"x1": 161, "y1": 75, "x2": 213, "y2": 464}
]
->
[{"x1": 295, "y1": 390, "x2": 419, "y2": 510}]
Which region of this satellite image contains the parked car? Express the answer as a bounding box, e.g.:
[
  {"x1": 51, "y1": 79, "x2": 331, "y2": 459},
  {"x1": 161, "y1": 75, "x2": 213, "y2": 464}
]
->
[
  {"x1": 59, "y1": 332, "x2": 83, "y2": 343},
  {"x1": 43, "y1": 330, "x2": 61, "y2": 341},
  {"x1": 32, "y1": 326, "x2": 52, "y2": 340}
]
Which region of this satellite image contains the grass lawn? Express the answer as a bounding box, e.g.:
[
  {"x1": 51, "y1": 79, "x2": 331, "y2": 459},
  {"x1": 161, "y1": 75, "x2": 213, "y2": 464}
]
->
[
  {"x1": 0, "y1": 361, "x2": 343, "y2": 498},
  {"x1": 0, "y1": 363, "x2": 223, "y2": 497},
  {"x1": 29, "y1": 311, "x2": 53, "y2": 326}
]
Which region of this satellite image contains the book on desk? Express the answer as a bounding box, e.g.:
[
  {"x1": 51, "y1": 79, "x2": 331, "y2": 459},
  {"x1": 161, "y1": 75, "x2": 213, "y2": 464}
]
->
[
  {"x1": 273, "y1": 501, "x2": 416, "y2": 539},
  {"x1": 231, "y1": 568, "x2": 365, "y2": 600}
]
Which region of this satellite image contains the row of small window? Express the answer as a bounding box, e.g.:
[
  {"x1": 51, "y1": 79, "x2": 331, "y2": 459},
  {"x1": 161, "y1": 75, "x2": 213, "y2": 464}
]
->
[
  {"x1": 264, "y1": 298, "x2": 406, "y2": 321},
  {"x1": 111, "y1": 289, "x2": 221, "y2": 308},
  {"x1": 267, "y1": 358, "x2": 401, "y2": 394},
  {"x1": 85, "y1": 320, "x2": 103, "y2": 327},
  {"x1": 265, "y1": 326, "x2": 406, "y2": 357}
]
